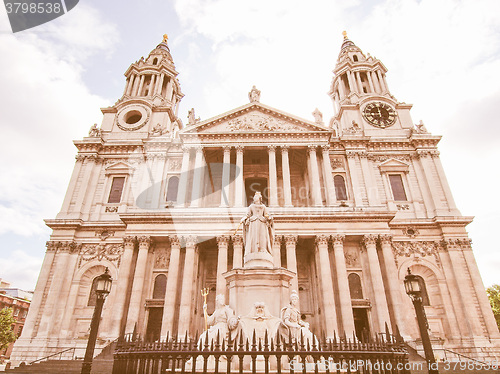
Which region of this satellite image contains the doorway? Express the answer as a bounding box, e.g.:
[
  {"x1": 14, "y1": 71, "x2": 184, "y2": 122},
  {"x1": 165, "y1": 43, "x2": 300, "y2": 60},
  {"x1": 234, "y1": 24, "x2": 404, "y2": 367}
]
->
[
  {"x1": 353, "y1": 308, "x2": 370, "y2": 341},
  {"x1": 145, "y1": 307, "x2": 163, "y2": 342}
]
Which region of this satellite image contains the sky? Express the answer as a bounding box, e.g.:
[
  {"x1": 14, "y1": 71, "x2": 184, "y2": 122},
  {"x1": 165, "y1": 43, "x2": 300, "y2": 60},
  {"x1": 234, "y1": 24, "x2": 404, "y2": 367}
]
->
[{"x1": 0, "y1": 0, "x2": 499, "y2": 291}]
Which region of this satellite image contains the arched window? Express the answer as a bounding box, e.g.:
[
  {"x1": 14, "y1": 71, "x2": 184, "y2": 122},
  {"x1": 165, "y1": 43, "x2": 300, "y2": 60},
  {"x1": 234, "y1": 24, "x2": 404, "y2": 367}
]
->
[
  {"x1": 353, "y1": 55, "x2": 358, "y2": 62},
  {"x1": 415, "y1": 275, "x2": 430, "y2": 306},
  {"x1": 334, "y1": 175, "x2": 348, "y2": 200},
  {"x1": 153, "y1": 58, "x2": 158, "y2": 65},
  {"x1": 87, "y1": 277, "x2": 99, "y2": 306},
  {"x1": 152, "y1": 274, "x2": 167, "y2": 299},
  {"x1": 348, "y1": 273, "x2": 363, "y2": 299},
  {"x1": 166, "y1": 176, "x2": 179, "y2": 202}
]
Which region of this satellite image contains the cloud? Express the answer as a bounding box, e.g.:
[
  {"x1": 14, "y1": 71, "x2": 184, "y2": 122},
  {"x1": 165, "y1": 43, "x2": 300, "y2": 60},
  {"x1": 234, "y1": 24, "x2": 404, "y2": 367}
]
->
[
  {"x1": 0, "y1": 4, "x2": 119, "y2": 236},
  {"x1": 0, "y1": 250, "x2": 43, "y2": 291}
]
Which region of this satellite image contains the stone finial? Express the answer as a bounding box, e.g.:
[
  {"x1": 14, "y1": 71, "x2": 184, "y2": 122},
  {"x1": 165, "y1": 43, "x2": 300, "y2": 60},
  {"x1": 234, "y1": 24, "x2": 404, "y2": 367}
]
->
[
  {"x1": 248, "y1": 85, "x2": 261, "y2": 103},
  {"x1": 312, "y1": 108, "x2": 324, "y2": 125},
  {"x1": 187, "y1": 108, "x2": 200, "y2": 125},
  {"x1": 163, "y1": 34, "x2": 168, "y2": 43}
]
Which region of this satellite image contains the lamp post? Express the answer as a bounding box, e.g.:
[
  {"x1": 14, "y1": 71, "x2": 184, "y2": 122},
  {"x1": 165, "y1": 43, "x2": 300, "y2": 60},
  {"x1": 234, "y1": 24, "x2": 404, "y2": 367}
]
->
[
  {"x1": 404, "y1": 268, "x2": 439, "y2": 374},
  {"x1": 81, "y1": 268, "x2": 112, "y2": 374}
]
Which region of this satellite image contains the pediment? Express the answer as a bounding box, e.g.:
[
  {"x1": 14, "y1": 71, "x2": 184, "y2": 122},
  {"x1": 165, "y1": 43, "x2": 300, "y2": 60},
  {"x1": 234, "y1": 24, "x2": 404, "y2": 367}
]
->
[
  {"x1": 181, "y1": 103, "x2": 329, "y2": 134},
  {"x1": 105, "y1": 162, "x2": 133, "y2": 175},
  {"x1": 378, "y1": 158, "x2": 410, "y2": 173}
]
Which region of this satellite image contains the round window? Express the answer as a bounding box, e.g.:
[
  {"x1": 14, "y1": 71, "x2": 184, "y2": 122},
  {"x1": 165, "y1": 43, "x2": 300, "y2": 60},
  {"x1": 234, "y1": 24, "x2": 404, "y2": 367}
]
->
[{"x1": 125, "y1": 110, "x2": 142, "y2": 124}]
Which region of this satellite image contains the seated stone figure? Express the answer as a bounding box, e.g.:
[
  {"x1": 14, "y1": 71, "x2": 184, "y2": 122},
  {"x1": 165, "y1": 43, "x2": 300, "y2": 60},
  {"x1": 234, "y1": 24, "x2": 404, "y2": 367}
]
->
[
  {"x1": 279, "y1": 290, "x2": 317, "y2": 346},
  {"x1": 198, "y1": 294, "x2": 238, "y2": 346},
  {"x1": 238, "y1": 302, "x2": 282, "y2": 343}
]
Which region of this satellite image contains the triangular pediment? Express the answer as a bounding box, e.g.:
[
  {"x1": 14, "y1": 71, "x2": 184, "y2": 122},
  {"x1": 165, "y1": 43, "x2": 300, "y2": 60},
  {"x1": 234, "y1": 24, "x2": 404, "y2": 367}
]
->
[
  {"x1": 181, "y1": 102, "x2": 329, "y2": 134},
  {"x1": 378, "y1": 158, "x2": 410, "y2": 173},
  {"x1": 105, "y1": 162, "x2": 133, "y2": 175}
]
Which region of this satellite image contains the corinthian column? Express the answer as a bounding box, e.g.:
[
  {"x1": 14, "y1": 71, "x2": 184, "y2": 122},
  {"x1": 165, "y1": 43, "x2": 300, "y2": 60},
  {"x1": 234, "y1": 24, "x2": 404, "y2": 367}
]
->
[
  {"x1": 235, "y1": 146, "x2": 244, "y2": 207},
  {"x1": 126, "y1": 236, "x2": 152, "y2": 333},
  {"x1": 268, "y1": 145, "x2": 279, "y2": 207},
  {"x1": 332, "y1": 235, "x2": 355, "y2": 337},
  {"x1": 161, "y1": 236, "x2": 181, "y2": 337},
  {"x1": 272, "y1": 235, "x2": 282, "y2": 267},
  {"x1": 216, "y1": 236, "x2": 229, "y2": 296},
  {"x1": 308, "y1": 146, "x2": 323, "y2": 206},
  {"x1": 285, "y1": 235, "x2": 298, "y2": 291},
  {"x1": 316, "y1": 235, "x2": 337, "y2": 337},
  {"x1": 220, "y1": 146, "x2": 231, "y2": 207},
  {"x1": 190, "y1": 147, "x2": 205, "y2": 207},
  {"x1": 177, "y1": 236, "x2": 198, "y2": 335},
  {"x1": 109, "y1": 237, "x2": 136, "y2": 337},
  {"x1": 379, "y1": 235, "x2": 408, "y2": 337},
  {"x1": 362, "y1": 235, "x2": 390, "y2": 332},
  {"x1": 321, "y1": 145, "x2": 336, "y2": 206},
  {"x1": 176, "y1": 146, "x2": 191, "y2": 207},
  {"x1": 281, "y1": 145, "x2": 293, "y2": 207}
]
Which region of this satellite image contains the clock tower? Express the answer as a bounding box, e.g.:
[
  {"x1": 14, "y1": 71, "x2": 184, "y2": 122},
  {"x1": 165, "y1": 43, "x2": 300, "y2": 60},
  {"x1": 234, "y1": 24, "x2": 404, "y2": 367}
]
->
[{"x1": 329, "y1": 32, "x2": 414, "y2": 136}]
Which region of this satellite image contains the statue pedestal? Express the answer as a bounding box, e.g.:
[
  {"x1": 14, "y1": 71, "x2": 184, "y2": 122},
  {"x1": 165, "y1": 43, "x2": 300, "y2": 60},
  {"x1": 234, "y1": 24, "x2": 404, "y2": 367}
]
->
[
  {"x1": 224, "y1": 267, "x2": 295, "y2": 318},
  {"x1": 244, "y1": 252, "x2": 274, "y2": 268}
]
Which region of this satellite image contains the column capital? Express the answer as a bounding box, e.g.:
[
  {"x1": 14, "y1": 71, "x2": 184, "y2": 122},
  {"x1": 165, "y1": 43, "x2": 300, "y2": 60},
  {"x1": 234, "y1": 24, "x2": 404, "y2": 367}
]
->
[
  {"x1": 184, "y1": 235, "x2": 198, "y2": 248},
  {"x1": 267, "y1": 145, "x2": 277, "y2": 152},
  {"x1": 280, "y1": 144, "x2": 290, "y2": 152},
  {"x1": 332, "y1": 234, "x2": 345, "y2": 246},
  {"x1": 236, "y1": 145, "x2": 244, "y2": 153},
  {"x1": 232, "y1": 235, "x2": 243, "y2": 245},
  {"x1": 273, "y1": 235, "x2": 283, "y2": 244},
  {"x1": 362, "y1": 234, "x2": 378, "y2": 247},
  {"x1": 169, "y1": 236, "x2": 181, "y2": 247},
  {"x1": 222, "y1": 145, "x2": 232, "y2": 153},
  {"x1": 284, "y1": 235, "x2": 298, "y2": 245},
  {"x1": 315, "y1": 234, "x2": 329, "y2": 246},
  {"x1": 181, "y1": 145, "x2": 192, "y2": 153},
  {"x1": 217, "y1": 235, "x2": 230, "y2": 245},
  {"x1": 123, "y1": 236, "x2": 136, "y2": 245},
  {"x1": 138, "y1": 236, "x2": 152, "y2": 248},
  {"x1": 308, "y1": 144, "x2": 318, "y2": 153},
  {"x1": 321, "y1": 144, "x2": 330, "y2": 153},
  {"x1": 379, "y1": 234, "x2": 393, "y2": 245},
  {"x1": 194, "y1": 145, "x2": 204, "y2": 153}
]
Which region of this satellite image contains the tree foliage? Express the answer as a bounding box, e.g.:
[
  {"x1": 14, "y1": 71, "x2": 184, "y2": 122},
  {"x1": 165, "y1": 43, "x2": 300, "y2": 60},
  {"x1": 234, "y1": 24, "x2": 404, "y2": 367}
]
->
[
  {"x1": 0, "y1": 308, "x2": 16, "y2": 351},
  {"x1": 486, "y1": 284, "x2": 500, "y2": 331}
]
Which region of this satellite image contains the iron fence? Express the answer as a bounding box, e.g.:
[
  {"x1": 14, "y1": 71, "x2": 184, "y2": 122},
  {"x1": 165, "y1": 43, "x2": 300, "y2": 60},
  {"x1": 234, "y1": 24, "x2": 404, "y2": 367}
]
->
[{"x1": 113, "y1": 329, "x2": 410, "y2": 374}]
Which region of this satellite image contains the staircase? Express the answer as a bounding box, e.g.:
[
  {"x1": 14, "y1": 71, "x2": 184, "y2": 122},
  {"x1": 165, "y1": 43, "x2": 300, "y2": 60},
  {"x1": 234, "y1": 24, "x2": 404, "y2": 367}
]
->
[{"x1": 5, "y1": 342, "x2": 115, "y2": 374}]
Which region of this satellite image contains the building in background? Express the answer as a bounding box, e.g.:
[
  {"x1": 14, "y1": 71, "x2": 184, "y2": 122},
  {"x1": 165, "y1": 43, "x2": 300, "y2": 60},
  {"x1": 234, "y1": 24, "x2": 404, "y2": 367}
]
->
[
  {"x1": 0, "y1": 290, "x2": 30, "y2": 360},
  {"x1": 10, "y1": 34, "x2": 500, "y2": 365}
]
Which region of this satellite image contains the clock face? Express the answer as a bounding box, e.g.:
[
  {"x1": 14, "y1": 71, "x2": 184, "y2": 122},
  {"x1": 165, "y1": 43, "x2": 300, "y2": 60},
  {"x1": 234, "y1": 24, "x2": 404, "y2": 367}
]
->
[{"x1": 362, "y1": 102, "x2": 396, "y2": 128}]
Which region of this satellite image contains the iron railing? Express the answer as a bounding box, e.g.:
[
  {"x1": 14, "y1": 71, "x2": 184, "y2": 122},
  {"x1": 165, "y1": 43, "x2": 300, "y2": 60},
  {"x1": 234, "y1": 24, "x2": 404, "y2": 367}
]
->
[{"x1": 113, "y1": 330, "x2": 410, "y2": 374}]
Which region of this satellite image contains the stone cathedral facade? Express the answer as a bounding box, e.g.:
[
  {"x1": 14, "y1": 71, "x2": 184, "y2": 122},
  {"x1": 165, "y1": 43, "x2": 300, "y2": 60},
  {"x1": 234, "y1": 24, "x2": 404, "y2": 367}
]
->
[{"x1": 11, "y1": 34, "x2": 500, "y2": 364}]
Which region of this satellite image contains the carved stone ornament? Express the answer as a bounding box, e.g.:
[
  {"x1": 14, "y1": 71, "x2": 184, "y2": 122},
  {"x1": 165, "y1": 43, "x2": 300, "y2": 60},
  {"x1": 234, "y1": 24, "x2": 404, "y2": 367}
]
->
[
  {"x1": 344, "y1": 248, "x2": 360, "y2": 267},
  {"x1": 315, "y1": 234, "x2": 329, "y2": 246},
  {"x1": 330, "y1": 157, "x2": 344, "y2": 170},
  {"x1": 396, "y1": 204, "x2": 410, "y2": 211},
  {"x1": 248, "y1": 85, "x2": 261, "y2": 103},
  {"x1": 154, "y1": 248, "x2": 170, "y2": 269},
  {"x1": 95, "y1": 230, "x2": 115, "y2": 241},
  {"x1": 392, "y1": 241, "x2": 441, "y2": 268},
  {"x1": 344, "y1": 120, "x2": 362, "y2": 134},
  {"x1": 149, "y1": 123, "x2": 169, "y2": 137},
  {"x1": 367, "y1": 154, "x2": 412, "y2": 162},
  {"x1": 105, "y1": 206, "x2": 119, "y2": 213},
  {"x1": 168, "y1": 159, "x2": 182, "y2": 171},
  {"x1": 88, "y1": 123, "x2": 102, "y2": 137},
  {"x1": 412, "y1": 120, "x2": 428, "y2": 134},
  {"x1": 227, "y1": 113, "x2": 306, "y2": 132},
  {"x1": 402, "y1": 227, "x2": 419, "y2": 238},
  {"x1": 46, "y1": 241, "x2": 82, "y2": 253},
  {"x1": 79, "y1": 243, "x2": 123, "y2": 267}
]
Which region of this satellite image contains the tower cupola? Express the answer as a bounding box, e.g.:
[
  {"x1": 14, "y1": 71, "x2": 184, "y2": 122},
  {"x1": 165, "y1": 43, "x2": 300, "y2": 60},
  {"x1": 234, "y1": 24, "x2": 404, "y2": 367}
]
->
[{"x1": 329, "y1": 31, "x2": 392, "y2": 114}]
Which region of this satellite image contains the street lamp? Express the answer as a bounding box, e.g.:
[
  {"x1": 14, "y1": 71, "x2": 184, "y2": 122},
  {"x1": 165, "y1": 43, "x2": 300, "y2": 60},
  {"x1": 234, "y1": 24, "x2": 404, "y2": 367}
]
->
[
  {"x1": 81, "y1": 267, "x2": 112, "y2": 374},
  {"x1": 404, "y1": 268, "x2": 439, "y2": 374}
]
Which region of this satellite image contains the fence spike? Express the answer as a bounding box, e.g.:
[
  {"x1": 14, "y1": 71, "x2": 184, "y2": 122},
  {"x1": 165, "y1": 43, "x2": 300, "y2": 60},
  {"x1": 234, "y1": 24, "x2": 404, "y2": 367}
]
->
[
  {"x1": 395, "y1": 324, "x2": 404, "y2": 344},
  {"x1": 385, "y1": 322, "x2": 391, "y2": 343}
]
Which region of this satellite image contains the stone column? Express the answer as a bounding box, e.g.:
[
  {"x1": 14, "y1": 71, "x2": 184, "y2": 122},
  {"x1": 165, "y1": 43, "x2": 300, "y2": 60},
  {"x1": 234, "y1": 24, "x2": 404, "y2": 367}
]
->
[
  {"x1": 371, "y1": 72, "x2": 381, "y2": 93},
  {"x1": 346, "y1": 151, "x2": 363, "y2": 206},
  {"x1": 37, "y1": 243, "x2": 73, "y2": 337},
  {"x1": 316, "y1": 235, "x2": 337, "y2": 337},
  {"x1": 376, "y1": 71, "x2": 387, "y2": 92},
  {"x1": 367, "y1": 72, "x2": 375, "y2": 93},
  {"x1": 216, "y1": 236, "x2": 229, "y2": 296},
  {"x1": 321, "y1": 145, "x2": 336, "y2": 206},
  {"x1": 190, "y1": 146, "x2": 204, "y2": 207},
  {"x1": 161, "y1": 236, "x2": 181, "y2": 337},
  {"x1": 125, "y1": 75, "x2": 135, "y2": 96},
  {"x1": 234, "y1": 145, "x2": 245, "y2": 207},
  {"x1": 131, "y1": 74, "x2": 141, "y2": 96},
  {"x1": 149, "y1": 75, "x2": 156, "y2": 96},
  {"x1": 378, "y1": 235, "x2": 408, "y2": 337},
  {"x1": 177, "y1": 236, "x2": 197, "y2": 335},
  {"x1": 21, "y1": 243, "x2": 57, "y2": 338},
  {"x1": 176, "y1": 146, "x2": 191, "y2": 207},
  {"x1": 308, "y1": 145, "x2": 323, "y2": 206},
  {"x1": 281, "y1": 146, "x2": 293, "y2": 207},
  {"x1": 347, "y1": 71, "x2": 357, "y2": 94},
  {"x1": 220, "y1": 146, "x2": 231, "y2": 207},
  {"x1": 272, "y1": 235, "x2": 282, "y2": 267},
  {"x1": 125, "y1": 236, "x2": 152, "y2": 333},
  {"x1": 285, "y1": 235, "x2": 299, "y2": 292},
  {"x1": 232, "y1": 235, "x2": 243, "y2": 268},
  {"x1": 362, "y1": 235, "x2": 390, "y2": 332},
  {"x1": 268, "y1": 145, "x2": 279, "y2": 207},
  {"x1": 74, "y1": 156, "x2": 96, "y2": 212},
  {"x1": 109, "y1": 237, "x2": 136, "y2": 337},
  {"x1": 355, "y1": 72, "x2": 364, "y2": 93},
  {"x1": 331, "y1": 235, "x2": 355, "y2": 337},
  {"x1": 137, "y1": 75, "x2": 145, "y2": 96}
]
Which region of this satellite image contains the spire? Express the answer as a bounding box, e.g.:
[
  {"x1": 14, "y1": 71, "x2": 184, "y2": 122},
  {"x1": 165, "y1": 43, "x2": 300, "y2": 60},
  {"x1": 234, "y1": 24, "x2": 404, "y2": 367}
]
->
[
  {"x1": 148, "y1": 34, "x2": 174, "y2": 64},
  {"x1": 336, "y1": 31, "x2": 365, "y2": 66}
]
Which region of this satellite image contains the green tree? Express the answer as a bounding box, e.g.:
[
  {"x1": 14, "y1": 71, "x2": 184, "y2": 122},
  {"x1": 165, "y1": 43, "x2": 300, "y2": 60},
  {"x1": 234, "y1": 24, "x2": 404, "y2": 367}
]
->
[
  {"x1": 487, "y1": 284, "x2": 500, "y2": 331},
  {"x1": 0, "y1": 308, "x2": 16, "y2": 351}
]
